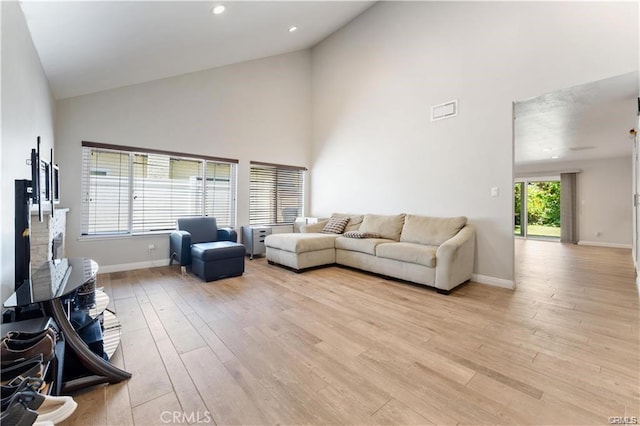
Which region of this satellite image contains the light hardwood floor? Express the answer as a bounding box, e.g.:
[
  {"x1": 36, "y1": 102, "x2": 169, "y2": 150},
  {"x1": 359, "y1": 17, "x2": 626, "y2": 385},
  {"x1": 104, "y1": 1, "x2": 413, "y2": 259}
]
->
[{"x1": 61, "y1": 239, "x2": 639, "y2": 425}]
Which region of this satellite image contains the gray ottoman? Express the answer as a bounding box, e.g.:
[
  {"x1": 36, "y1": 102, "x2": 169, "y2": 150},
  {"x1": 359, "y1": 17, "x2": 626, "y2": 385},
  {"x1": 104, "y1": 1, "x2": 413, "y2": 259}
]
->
[{"x1": 191, "y1": 241, "x2": 245, "y2": 281}]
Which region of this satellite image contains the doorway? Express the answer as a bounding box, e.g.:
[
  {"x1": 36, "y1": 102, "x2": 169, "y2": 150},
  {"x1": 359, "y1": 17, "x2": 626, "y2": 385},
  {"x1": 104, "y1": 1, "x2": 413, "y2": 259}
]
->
[{"x1": 514, "y1": 178, "x2": 561, "y2": 240}]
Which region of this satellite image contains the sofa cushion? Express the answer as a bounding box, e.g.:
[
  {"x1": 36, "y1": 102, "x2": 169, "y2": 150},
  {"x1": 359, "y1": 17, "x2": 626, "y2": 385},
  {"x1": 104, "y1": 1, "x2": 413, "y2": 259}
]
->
[
  {"x1": 376, "y1": 242, "x2": 437, "y2": 268},
  {"x1": 300, "y1": 220, "x2": 329, "y2": 233},
  {"x1": 264, "y1": 233, "x2": 338, "y2": 253},
  {"x1": 359, "y1": 214, "x2": 406, "y2": 241},
  {"x1": 400, "y1": 214, "x2": 468, "y2": 246},
  {"x1": 331, "y1": 213, "x2": 364, "y2": 232},
  {"x1": 321, "y1": 216, "x2": 350, "y2": 234},
  {"x1": 335, "y1": 236, "x2": 391, "y2": 255}
]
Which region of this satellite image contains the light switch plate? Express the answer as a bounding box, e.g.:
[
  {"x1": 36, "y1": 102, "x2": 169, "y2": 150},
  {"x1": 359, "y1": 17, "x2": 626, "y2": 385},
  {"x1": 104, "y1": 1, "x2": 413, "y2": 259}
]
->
[{"x1": 491, "y1": 187, "x2": 499, "y2": 197}]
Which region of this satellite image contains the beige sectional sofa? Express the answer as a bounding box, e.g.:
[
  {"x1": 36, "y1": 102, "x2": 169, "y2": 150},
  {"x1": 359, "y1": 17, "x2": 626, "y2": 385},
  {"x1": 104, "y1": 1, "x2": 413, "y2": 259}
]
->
[{"x1": 264, "y1": 213, "x2": 475, "y2": 294}]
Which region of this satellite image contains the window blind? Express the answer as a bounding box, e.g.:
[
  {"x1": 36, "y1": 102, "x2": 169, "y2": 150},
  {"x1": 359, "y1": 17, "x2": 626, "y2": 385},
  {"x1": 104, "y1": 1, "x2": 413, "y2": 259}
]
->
[
  {"x1": 81, "y1": 148, "x2": 130, "y2": 235},
  {"x1": 205, "y1": 161, "x2": 236, "y2": 227},
  {"x1": 81, "y1": 142, "x2": 238, "y2": 235},
  {"x1": 132, "y1": 155, "x2": 204, "y2": 233},
  {"x1": 249, "y1": 162, "x2": 306, "y2": 225}
]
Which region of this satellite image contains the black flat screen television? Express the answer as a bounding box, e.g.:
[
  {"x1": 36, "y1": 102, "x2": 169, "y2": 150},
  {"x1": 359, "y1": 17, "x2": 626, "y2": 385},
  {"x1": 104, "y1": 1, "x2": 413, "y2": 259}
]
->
[
  {"x1": 50, "y1": 163, "x2": 60, "y2": 205},
  {"x1": 30, "y1": 145, "x2": 42, "y2": 222},
  {"x1": 15, "y1": 137, "x2": 61, "y2": 291},
  {"x1": 29, "y1": 138, "x2": 60, "y2": 221}
]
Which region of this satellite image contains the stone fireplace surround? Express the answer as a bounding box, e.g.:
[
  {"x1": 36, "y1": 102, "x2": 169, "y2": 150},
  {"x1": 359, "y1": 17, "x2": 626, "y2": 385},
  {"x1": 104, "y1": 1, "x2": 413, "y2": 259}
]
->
[{"x1": 30, "y1": 208, "x2": 69, "y2": 265}]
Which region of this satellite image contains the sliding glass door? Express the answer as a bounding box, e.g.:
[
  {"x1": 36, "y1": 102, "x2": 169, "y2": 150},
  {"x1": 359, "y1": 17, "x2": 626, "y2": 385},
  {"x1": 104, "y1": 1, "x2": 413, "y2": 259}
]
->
[
  {"x1": 514, "y1": 179, "x2": 561, "y2": 239},
  {"x1": 514, "y1": 182, "x2": 524, "y2": 237}
]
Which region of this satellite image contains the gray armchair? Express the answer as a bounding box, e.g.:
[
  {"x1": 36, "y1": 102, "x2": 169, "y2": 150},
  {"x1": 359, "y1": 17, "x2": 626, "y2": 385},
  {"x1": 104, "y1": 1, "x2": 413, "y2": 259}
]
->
[{"x1": 170, "y1": 217, "x2": 238, "y2": 268}]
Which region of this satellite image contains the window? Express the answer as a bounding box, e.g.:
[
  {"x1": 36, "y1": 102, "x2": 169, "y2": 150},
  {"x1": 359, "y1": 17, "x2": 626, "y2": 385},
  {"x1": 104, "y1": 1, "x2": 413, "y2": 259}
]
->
[
  {"x1": 249, "y1": 161, "x2": 306, "y2": 225},
  {"x1": 82, "y1": 148, "x2": 130, "y2": 235},
  {"x1": 81, "y1": 142, "x2": 237, "y2": 236}
]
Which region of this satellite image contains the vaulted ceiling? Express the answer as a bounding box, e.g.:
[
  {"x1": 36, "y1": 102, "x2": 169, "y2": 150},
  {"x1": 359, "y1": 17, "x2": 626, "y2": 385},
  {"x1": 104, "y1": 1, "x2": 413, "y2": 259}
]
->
[
  {"x1": 20, "y1": 1, "x2": 374, "y2": 99},
  {"x1": 19, "y1": 2, "x2": 638, "y2": 165}
]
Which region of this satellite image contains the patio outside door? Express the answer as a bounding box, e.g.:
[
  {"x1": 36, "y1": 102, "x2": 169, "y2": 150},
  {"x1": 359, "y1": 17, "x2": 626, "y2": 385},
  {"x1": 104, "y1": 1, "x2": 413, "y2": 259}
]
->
[{"x1": 514, "y1": 180, "x2": 561, "y2": 239}]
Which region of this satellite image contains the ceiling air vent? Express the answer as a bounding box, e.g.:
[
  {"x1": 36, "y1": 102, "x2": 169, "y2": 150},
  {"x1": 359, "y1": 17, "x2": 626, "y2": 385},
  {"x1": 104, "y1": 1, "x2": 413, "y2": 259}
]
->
[{"x1": 431, "y1": 100, "x2": 457, "y2": 121}]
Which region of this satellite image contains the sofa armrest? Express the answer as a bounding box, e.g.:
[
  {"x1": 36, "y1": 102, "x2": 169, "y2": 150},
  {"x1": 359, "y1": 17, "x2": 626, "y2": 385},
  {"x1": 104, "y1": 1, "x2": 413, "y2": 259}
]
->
[
  {"x1": 300, "y1": 219, "x2": 329, "y2": 233},
  {"x1": 217, "y1": 227, "x2": 238, "y2": 242},
  {"x1": 170, "y1": 230, "x2": 192, "y2": 266},
  {"x1": 435, "y1": 224, "x2": 475, "y2": 291}
]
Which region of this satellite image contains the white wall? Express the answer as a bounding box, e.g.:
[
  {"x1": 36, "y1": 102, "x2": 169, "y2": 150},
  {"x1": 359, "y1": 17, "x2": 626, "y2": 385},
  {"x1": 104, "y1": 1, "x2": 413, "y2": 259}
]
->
[
  {"x1": 1, "y1": 2, "x2": 56, "y2": 303},
  {"x1": 55, "y1": 50, "x2": 311, "y2": 270},
  {"x1": 516, "y1": 157, "x2": 633, "y2": 247},
  {"x1": 310, "y1": 1, "x2": 638, "y2": 283}
]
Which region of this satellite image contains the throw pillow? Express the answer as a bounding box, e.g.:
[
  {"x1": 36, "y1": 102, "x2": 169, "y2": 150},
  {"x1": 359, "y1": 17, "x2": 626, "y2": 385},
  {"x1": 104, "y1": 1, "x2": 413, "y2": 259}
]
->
[
  {"x1": 343, "y1": 231, "x2": 382, "y2": 239},
  {"x1": 321, "y1": 216, "x2": 350, "y2": 234},
  {"x1": 331, "y1": 213, "x2": 364, "y2": 232}
]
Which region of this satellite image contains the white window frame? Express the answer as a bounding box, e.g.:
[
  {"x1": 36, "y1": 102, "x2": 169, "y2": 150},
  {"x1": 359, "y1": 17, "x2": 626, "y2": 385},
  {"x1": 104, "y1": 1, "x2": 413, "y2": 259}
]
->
[
  {"x1": 81, "y1": 141, "x2": 238, "y2": 237},
  {"x1": 249, "y1": 161, "x2": 306, "y2": 225}
]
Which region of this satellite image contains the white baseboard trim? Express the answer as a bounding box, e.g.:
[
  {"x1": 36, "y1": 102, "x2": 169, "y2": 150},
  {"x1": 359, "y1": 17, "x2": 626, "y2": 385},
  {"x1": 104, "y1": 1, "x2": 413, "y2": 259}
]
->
[
  {"x1": 98, "y1": 259, "x2": 171, "y2": 274},
  {"x1": 577, "y1": 241, "x2": 632, "y2": 249},
  {"x1": 472, "y1": 274, "x2": 515, "y2": 290},
  {"x1": 97, "y1": 260, "x2": 518, "y2": 291}
]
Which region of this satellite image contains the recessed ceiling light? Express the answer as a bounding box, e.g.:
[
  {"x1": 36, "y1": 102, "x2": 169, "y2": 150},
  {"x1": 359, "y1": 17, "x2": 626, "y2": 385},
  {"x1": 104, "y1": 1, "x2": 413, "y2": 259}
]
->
[
  {"x1": 551, "y1": 155, "x2": 560, "y2": 159},
  {"x1": 212, "y1": 5, "x2": 225, "y2": 15},
  {"x1": 288, "y1": 26, "x2": 298, "y2": 33},
  {"x1": 542, "y1": 147, "x2": 553, "y2": 152}
]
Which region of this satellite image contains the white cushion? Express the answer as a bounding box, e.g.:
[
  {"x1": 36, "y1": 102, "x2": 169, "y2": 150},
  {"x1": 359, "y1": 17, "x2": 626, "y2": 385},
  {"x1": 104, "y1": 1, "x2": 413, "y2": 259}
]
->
[
  {"x1": 300, "y1": 220, "x2": 329, "y2": 233},
  {"x1": 265, "y1": 233, "x2": 338, "y2": 253},
  {"x1": 335, "y1": 236, "x2": 392, "y2": 255},
  {"x1": 376, "y1": 242, "x2": 437, "y2": 268},
  {"x1": 359, "y1": 214, "x2": 406, "y2": 241},
  {"x1": 400, "y1": 214, "x2": 467, "y2": 246}
]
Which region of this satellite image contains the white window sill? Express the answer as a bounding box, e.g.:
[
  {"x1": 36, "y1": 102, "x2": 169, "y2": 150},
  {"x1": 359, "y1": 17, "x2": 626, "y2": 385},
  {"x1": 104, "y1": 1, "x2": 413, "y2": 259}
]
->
[{"x1": 78, "y1": 231, "x2": 172, "y2": 242}]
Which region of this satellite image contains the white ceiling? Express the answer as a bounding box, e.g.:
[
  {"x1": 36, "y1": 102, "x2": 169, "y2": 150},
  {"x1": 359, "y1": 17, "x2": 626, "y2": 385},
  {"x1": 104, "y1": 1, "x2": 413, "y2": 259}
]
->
[
  {"x1": 514, "y1": 72, "x2": 639, "y2": 165},
  {"x1": 19, "y1": 1, "x2": 639, "y2": 158},
  {"x1": 19, "y1": 1, "x2": 375, "y2": 99}
]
